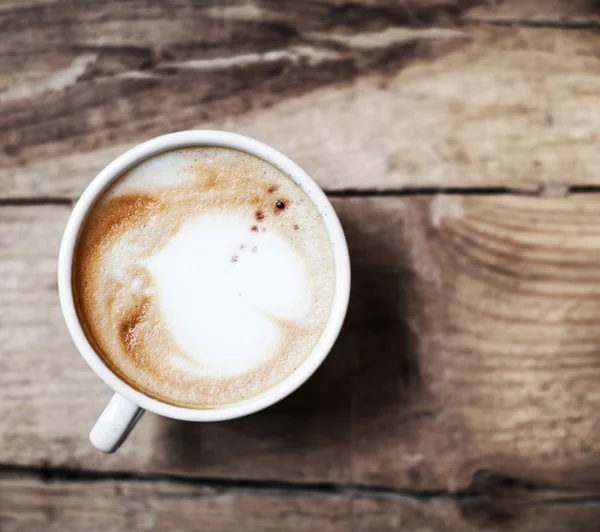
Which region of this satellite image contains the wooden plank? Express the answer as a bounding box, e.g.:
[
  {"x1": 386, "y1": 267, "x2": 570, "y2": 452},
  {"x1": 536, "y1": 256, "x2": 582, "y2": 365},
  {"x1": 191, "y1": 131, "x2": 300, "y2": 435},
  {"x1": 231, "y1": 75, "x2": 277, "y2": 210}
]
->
[
  {"x1": 353, "y1": 496, "x2": 600, "y2": 532},
  {"x1": 2, "y1": 1, "x2": 600, "y2": 196},
  {"x1": 1, "y1": 477, "x2": 599, "y2": 532},
  {"x1": 4, "y1": 195, "x2": 600, "y2": 492},
  {"x1": 0, "y1": 478, "x2": 349, "y2": 532}
]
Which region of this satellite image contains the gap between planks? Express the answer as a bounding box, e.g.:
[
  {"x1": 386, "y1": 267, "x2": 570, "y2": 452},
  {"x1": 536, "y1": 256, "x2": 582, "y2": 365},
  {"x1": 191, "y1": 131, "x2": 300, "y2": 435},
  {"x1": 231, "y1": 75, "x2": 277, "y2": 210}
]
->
[
  {"x1": 1, "y1": 463, "x2": 598, "y2": 506},
  {"x1": 4, "y1": 185, "x2": 600, "y2": 207}
]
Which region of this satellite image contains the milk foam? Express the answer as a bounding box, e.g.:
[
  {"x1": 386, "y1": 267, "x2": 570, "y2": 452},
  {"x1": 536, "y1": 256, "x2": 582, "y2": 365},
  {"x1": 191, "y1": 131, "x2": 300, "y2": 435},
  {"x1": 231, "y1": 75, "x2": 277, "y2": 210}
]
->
[
  {"x1": 73, "y1": 147, "x2": 335, "y2": 407},
  {"x1": 146, "y1": 212, "x2": 311, "y2": 377}
]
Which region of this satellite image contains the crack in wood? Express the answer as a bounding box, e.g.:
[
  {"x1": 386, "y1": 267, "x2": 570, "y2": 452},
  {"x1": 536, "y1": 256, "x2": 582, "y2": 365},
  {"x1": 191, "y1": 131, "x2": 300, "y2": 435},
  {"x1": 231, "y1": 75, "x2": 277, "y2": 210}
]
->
[
  {"x1": 0, "y1": 198, "x2": 73, "y2": 206},
  {"x1": 0, "y1": 463, "x2": 471, "y2": 502},
  {"x1": 327, "y1": 187, "x2": 525, "y2": 197}
]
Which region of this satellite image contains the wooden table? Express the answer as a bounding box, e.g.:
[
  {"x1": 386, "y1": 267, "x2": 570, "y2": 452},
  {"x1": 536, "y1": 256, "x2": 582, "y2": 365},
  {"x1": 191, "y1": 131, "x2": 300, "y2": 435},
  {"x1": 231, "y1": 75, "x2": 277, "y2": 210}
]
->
[{"x1": 3, "y1": 1, "x2": 600, "y2": 530}]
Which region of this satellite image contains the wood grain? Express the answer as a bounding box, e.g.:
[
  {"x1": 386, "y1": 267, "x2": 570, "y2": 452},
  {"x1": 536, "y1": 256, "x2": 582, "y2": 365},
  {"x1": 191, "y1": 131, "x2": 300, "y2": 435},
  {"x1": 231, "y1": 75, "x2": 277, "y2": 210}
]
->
[
  {"x1": 353, "y1": 495, "x2": 600, "y2": 532},
  {"x1": 0, "y1": 478, "x2": 349, "y2": 532},
  {"x1": 5, "y1": 1, "x2": 600, "y2": 528},
  {"x1": 1, "y1": 476, "x2": 599, "y2": 532},
  {"x1": 2, "y1": 1, "x2": 600, "y2": 197},
  {"x1": 4, "y1": 196, "x2": 600, "y2": 494},
  {"x1": 466, "y1": 0, "x2": 600, "y2": 25}
]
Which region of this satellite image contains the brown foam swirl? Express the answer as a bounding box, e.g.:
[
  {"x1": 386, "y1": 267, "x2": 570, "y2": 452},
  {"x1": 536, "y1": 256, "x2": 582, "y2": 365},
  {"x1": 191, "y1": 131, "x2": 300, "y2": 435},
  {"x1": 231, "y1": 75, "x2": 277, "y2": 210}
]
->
[{"x1": 73, "y1": 147, "x2": 335, "y2": 408}]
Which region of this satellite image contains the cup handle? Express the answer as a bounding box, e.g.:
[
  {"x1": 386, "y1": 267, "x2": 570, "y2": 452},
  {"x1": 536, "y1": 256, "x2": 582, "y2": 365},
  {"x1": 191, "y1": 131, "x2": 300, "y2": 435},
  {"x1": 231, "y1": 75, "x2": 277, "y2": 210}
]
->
[{"x1": 89, "y1": 393, "x2": 144, "y2": 453}]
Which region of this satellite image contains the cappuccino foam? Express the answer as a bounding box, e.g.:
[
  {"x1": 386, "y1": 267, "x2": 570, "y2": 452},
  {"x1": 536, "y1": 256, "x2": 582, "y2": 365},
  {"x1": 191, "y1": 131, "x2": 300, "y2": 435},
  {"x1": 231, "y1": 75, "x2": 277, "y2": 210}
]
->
[{"x1": 73, "y1": 147, "x2": 335, "y2": 407}]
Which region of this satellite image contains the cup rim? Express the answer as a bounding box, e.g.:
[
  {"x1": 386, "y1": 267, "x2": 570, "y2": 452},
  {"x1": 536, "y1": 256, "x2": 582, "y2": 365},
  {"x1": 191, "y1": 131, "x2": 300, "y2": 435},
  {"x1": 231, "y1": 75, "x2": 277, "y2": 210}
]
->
[{"x1": 58, "y1": 130, "x2": 351, "y2": 421}]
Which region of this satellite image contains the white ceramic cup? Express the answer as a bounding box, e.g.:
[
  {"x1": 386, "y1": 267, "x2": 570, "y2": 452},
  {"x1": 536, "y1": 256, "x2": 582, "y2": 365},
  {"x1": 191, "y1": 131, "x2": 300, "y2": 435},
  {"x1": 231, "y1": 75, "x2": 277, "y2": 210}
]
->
[{"x1": 58, "y1": 131, "x2": 351, "y2": 453}]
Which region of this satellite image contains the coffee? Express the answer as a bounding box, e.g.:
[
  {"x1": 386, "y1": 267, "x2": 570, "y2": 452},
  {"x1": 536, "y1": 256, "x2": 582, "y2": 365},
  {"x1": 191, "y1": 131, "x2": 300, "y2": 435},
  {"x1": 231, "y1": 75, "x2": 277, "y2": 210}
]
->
[{"x1": 73, "y1": 147, "x2": 335, "y2": 408}]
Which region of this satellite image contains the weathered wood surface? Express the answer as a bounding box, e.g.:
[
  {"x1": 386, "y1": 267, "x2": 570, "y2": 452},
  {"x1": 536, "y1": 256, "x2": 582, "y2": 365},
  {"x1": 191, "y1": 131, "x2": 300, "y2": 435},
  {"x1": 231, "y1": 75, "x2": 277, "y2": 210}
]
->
[
  {"x1": 5, "y1": 0, "x2": 600, "y2": 529},
  {"x1": 466, "y1": 0, "x2": 600, "y2": 25},
  {"x1": 0, "y1": 477, "x2": 348, "y2": 532},
  {"x1": 4, "y1": 196, "x2": 600, "y2": 496},
  {"x1": 2, "y1": 1, "x2": 600, "y2": 197},
  {"x1": 1, "y1": 476, "x2": 599, "y2": 532}
]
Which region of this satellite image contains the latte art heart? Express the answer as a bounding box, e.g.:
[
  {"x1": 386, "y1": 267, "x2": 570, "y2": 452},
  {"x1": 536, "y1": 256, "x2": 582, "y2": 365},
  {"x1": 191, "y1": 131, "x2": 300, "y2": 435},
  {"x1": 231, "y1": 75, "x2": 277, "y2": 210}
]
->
[
  {"x1": 73, "y1": 147, "x2": 335, "y2": 407},
  {"x1": 146, "y1": 212, "x2": 311, "y2": 377}
]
